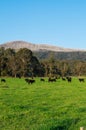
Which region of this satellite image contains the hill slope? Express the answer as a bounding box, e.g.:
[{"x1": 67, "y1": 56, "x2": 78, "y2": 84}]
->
[
  {"x1": 0, "y1": 41, "x2": 86, "y2": 61},
  {"x1": 34, "y1": 50, "x2": 86, "y2": 61},
  {"x1": 0, "y1": 40, "x2": 83, "y2": 52}
]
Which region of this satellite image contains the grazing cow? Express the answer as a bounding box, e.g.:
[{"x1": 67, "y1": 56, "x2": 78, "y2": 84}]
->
[
  {"x1": 48, "y1": 77, "x2": 56, "y2": 82},
  {"x1": 79, "y1": 78, "x2": 84, "y2": 82},
  {"x1": 62, "y1": 77, "x2": 66, "y2": 81},
  {"x1": 25, "y1": 78, "x2": 29, "y2": 82},
  {"x1": 40, "y1": 78, "x2": 45, "y2": 81},
  {"x1": 66, "y1": 77, "x2": 72, "y2": 82},
  {"x1": 25, "y1": 78, "x2": 35, "y2": 84},
  {"x1": 1, "y1": 79, "x2": 6, "y2": 82},
  {"x1": 28, "y1": 79, "x2": 35, "y2": 84}
]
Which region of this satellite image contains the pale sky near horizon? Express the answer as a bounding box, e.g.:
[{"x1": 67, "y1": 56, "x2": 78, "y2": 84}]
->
[{"x1": 0, "y1": 0, "x2": 86, "y2": 49}]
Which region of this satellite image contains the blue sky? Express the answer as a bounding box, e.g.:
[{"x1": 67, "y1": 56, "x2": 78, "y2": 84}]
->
[{"x1": 0, "y1": 0, "x2": 86, "y2": 49}]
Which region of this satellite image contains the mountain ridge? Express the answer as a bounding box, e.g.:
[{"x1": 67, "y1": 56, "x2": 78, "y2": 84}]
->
[{"x1": 0, "y1": 40, "x2": 85, "y2": 52}]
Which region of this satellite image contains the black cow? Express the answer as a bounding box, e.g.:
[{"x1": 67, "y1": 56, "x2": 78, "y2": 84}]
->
[
  {"x1": 1, "y1": 79, "x2": 6, "y2": 82},
  {"x1": 48, "y1": 78, "x2": 56, "y2": 82},
  {"x1": 25, "y1": 78, "x2": 29, "y2": 82},
  {"x1": 25, "y1": 78, "x2": 35, "y2": 84},
  {"x1": 28, "y1": 79, "x2": 35, "y2": 84},
  {"x1": 40, "y1": 78, "x2": 45, "y2": 81},
  {"x1": 66, "y1": 77, "x2": 72, "y2": 82},
  {"x1": 62, "y1": 77, "x2": 66, "y2": 81},
  {"x1": 79, "y1": 78, "x2": 84, "y2": 82}
]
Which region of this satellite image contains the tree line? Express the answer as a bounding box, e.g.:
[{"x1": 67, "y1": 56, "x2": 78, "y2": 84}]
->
[{"x1": 0, "y1": 47, "x2": 86, "y2": 77}]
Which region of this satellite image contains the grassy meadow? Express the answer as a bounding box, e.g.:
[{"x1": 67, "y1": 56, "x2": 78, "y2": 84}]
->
[{"x1": 0, "y1": 77, "x2": 86, "y2": 130}]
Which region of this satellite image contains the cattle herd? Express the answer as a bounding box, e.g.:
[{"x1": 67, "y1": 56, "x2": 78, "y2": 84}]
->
[{"x1": 0, "y1": 76, "x2": 85, "y2": 84}]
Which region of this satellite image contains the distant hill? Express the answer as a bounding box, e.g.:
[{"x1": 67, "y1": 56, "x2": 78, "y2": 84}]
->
[
  {"x1": 0, "y1": 40, "x2": 84, "y2": 52},
  {"x1": 34, "y1": 50, "x2": 86, "y2": 61},
  {"x1": 0, "y1": 40, "x2": 86, "y2": 61}
]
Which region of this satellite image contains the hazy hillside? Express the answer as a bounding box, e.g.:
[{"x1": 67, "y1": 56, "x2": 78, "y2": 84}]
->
[
  {"x1": 0, "y1": 41, "x2": 86, "y2": 61},
  {"x1": 0, "y1": 40, "x2": 83, "y2": 52},
  {"x1": 34, "y1": 50, "x2": 86, "y2": 61}
]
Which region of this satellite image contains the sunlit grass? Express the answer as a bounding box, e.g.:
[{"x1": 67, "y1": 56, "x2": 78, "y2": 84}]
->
[{"x1": 0, "y1": 77, "x2": 86, "y2": 130}]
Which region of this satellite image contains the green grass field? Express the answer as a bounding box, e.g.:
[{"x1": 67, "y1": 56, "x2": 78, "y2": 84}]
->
[{"x1": 0, "y1": 77, "x2": 86, "y2": 130}]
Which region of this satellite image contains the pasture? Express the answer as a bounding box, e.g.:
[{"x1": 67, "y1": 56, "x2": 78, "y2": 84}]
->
[{"x1": 0, "y1": 77, "x2": 86, "y2": 130}]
